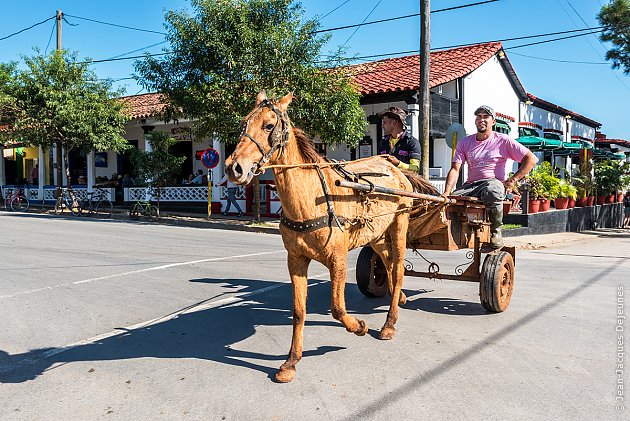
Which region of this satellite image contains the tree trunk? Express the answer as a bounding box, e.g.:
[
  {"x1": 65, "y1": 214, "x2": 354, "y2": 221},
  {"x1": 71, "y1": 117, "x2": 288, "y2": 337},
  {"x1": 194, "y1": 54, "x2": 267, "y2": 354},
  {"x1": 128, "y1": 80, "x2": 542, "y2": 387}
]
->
[
  {"x1": 63, "y1": 145, "x2": 71, "y2": 189},
  {"x1": 55, "y1": 140, "x2": 63, "y2": 197},
  {"x1": 253, "y1": 175, "x2": 261, "y2": 222}
]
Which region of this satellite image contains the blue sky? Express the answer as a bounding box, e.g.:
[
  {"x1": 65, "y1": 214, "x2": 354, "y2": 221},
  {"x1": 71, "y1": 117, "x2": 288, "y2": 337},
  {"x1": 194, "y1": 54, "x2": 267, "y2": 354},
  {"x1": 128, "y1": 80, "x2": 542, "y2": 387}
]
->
[{"x1": 0, "y1": 0, "x2": 627, "y2": 139}]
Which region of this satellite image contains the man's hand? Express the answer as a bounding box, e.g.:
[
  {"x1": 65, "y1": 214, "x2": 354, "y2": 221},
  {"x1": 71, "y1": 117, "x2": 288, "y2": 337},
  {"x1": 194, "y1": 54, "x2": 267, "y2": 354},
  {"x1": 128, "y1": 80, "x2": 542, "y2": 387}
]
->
[
  {"x1": 382, "y1": 155, "x2": 400, "y2": 166},
  {"x1": 503, "y1": 178, "x2": 517, "y2": 194}
]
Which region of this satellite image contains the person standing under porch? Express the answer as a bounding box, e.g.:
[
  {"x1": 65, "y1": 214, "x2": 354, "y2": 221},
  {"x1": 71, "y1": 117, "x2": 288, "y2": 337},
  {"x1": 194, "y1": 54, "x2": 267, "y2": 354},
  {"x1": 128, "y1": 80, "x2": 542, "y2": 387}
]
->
[
  {"x1": 377, "y1": 106, "x2": 422, "y2": 172},
  {"x1": 216, "y1": 174, "x2": 243, "y2": 217},
  {"x1": 442, "y1": 105, "x2": 538, "y2": 249}
]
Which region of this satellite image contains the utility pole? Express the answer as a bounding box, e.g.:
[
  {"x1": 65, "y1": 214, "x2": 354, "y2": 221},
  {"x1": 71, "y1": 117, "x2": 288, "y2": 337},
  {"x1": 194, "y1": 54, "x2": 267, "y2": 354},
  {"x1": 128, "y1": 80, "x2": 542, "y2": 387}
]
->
[
  {"x1": 55, "y1": 10, "x2": 63, "y2": 194},
  {"x1": 419, "y1": 0, "x2": 430, "y2": 179}
]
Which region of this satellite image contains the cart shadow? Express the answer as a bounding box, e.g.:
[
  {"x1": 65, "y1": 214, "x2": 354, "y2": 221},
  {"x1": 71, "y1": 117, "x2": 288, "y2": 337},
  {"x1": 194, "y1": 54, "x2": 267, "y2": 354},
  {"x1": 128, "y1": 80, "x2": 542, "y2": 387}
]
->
[
  {"x1": 403, "y1": 296, "x2": 488, "y2": 316},
  {"x1": 0, "y1": 276, "x2": 398, "y2": 384}
]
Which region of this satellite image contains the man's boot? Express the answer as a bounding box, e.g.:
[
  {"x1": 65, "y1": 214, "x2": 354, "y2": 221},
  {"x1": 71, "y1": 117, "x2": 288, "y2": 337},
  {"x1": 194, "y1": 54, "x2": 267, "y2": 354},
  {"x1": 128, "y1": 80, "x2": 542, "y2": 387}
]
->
[{"x1": 488, "y1": 208, "x2": 504, "y2": 249}]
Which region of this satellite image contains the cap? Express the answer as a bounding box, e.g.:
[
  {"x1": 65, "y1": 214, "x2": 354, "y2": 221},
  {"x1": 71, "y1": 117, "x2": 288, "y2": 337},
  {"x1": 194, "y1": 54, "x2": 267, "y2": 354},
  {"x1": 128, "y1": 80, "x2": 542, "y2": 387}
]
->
[
  {"x1": 379, "y1": 107, "x2": 408, "y2": 128},
  {"x1": 474, "y1": 105, "x2": 496, "y2": 119}
]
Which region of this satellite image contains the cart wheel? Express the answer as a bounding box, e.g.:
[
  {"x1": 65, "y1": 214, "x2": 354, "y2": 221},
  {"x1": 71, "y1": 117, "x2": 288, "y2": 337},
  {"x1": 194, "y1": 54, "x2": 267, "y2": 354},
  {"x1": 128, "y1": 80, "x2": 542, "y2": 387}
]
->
[
  {"x1": 480, "y1": 251, "x2": 515, "y2": 312},
  {"x1": 356, "y1": 246, "x2": 388, "y2": 298}
]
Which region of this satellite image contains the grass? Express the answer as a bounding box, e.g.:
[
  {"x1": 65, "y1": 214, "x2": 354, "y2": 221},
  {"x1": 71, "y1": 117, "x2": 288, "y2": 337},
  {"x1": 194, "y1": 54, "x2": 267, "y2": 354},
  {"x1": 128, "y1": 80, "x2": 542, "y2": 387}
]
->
[{"x1": 503, "y1": 223, "x2": 523, "y2": 230}]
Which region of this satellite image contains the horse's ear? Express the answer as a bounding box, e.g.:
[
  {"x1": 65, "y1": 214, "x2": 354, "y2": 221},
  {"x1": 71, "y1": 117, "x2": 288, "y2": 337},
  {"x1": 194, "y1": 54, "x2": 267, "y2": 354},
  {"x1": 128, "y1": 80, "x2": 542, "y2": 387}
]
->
[
  {"x1": 276, "y1": 92, "x2": 294, "y2": 112},
  {"x1": 256, "y1": 90, "x2": 267, "y2": 105}
]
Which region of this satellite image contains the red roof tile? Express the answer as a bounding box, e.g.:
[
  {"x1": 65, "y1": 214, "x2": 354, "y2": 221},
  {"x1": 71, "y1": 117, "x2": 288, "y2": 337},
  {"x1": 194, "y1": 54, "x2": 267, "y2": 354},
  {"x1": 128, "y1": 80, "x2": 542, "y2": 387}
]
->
[
  {"x1": 348, "y1": 42, "x2": 503, "y2": 94},
  {"x1": 118, "y1": 93, "x2": 167, "y2": 119}
]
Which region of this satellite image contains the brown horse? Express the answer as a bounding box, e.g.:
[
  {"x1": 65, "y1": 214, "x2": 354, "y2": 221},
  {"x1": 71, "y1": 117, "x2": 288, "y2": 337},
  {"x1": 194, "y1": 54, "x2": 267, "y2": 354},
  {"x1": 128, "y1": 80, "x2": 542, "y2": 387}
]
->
[{"x1": 225, "y1": 91, "x2": 438, "y2": 382}]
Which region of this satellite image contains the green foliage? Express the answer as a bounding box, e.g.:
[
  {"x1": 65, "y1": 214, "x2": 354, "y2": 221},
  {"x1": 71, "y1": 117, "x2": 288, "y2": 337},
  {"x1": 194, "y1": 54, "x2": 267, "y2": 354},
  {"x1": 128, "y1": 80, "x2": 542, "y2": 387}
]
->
[
  {"x1": 572, "y1": 155, "x2": 595, "y2": 198},
  {"x1": 595, "y1": 159, "x2": 630, "y2": 194},
  {"x1": 558, "y1": 179, "x2": 577, "y2": 199},
  {"x1": 129, "y1": 130, "x2": 186, "y2": 188},
  {"x1": 598, "y1": 0, "x2": 630, "y2": 75},
  {"x1": 8, "y1": 50, "x2": 130, "y2": 154},
  {"x1": 526, "y1": 161, "x2": 561, "y2": 199},
  {"x1": 0, "y1": 62, "x2": 19, "y2": 146},
  {"x1": 134, "y1": 0, "x2": 367, "y2": 146}
]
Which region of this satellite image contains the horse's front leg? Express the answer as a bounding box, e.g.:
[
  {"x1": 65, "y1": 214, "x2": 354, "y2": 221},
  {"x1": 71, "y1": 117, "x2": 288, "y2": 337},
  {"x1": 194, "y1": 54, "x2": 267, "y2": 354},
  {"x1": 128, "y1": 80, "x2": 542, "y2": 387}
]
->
[
  {"x1": 329, "y1": 252, "x2": 369, "y2": 336},
  {"x1": 379, "y1": 213, "x2": 409, "y2": 340},
  {"x1": 276, "y1": 253, "x2": 311, "y2": 383}
]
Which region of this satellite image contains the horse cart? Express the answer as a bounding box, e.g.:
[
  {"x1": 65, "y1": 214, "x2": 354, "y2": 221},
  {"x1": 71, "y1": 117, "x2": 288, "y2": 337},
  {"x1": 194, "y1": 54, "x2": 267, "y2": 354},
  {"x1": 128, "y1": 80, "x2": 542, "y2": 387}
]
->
[{"x1": 337, "y1": 180, "x2": 516, "y2": 313}]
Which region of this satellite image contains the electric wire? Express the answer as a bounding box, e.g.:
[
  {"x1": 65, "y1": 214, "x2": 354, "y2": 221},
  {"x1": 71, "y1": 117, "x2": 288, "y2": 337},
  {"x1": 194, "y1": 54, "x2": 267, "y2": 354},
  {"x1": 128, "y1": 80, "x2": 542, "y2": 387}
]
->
[
  {"x1": 341, "y1": 0, "x2": 382, "y2": 48},
  {"x1": 508, "y1": 51, "x2": 608, "y2": 65},
  {"x1": 0, "y1": 15, "x2": 55, "y2": 42},
  {"x1": 44, "y1": 18, "x2": 56, "y2": 55},
  {"x1": 63, "y1": 13, "x2": 166, "y2": 35},
  {"x1": 318, "y1": 0, "x2": 353, "y2": 21}
]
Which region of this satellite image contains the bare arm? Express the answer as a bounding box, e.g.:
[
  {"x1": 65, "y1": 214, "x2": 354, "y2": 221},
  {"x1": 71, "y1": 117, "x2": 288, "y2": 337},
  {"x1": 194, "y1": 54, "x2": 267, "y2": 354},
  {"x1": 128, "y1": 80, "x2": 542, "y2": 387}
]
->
[
  {"x1": 504, "y1": 151, "x2": 538, "y2": 193},
  {"x1": 442, "y1": 162, "x2": 461, "y2": 197}
]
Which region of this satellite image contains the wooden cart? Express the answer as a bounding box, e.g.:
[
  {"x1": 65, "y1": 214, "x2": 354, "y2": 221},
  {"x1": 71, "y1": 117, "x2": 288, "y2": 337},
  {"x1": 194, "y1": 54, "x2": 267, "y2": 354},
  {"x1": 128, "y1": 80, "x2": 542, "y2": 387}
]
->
[{"x1": 339, "y1": 180, "x2": 516, "y2": 313}]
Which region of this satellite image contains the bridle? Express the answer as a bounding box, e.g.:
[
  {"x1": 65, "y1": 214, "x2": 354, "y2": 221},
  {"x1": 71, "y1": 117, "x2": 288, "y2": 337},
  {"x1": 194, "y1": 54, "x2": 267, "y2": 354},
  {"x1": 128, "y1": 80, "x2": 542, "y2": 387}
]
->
[{"x1": 239, "y1": 99, "x2": 290, "y2": 176}]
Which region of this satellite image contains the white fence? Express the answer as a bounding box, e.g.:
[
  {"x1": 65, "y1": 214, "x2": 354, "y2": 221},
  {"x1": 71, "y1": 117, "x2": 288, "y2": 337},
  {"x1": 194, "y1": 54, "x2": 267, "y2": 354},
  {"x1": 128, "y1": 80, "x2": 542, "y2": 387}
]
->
[{"x1": 1, "y1": 186, "x2": 115, "y2": 202}]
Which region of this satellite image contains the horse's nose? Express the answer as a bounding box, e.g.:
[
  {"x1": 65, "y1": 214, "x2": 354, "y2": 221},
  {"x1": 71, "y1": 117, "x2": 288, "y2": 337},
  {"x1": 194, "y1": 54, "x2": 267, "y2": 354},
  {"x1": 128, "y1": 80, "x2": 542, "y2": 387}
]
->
[{"x1": 227, "y1": 161, "x2": 243, "y2": 180}]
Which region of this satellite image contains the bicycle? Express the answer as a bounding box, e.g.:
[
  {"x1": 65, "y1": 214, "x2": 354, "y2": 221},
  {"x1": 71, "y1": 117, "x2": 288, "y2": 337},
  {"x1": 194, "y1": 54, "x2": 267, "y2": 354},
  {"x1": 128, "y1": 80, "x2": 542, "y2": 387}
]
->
[
  {"x1": 80, "y1": 187, "x2": 113, "y2": 218},
  {"x1": 54, "y1": 187, "x2": 82, "y2": 216},
  {"x1": 129, "y1": 187, "x2": 159, "y2": 222},
  {"x1": 3, "y1": 186, "x2": 30, "y2": 212}
]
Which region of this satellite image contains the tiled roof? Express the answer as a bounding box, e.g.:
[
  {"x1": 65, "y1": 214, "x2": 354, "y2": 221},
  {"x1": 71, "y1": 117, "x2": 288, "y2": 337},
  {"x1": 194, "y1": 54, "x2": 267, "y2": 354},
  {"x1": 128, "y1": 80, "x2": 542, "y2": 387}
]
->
[
  {"x1": 526, "y1": 93, "x2": 601, "y2": 128},
  {"x1": 118, "y1": 93, "x2": 167, "y2": 119},
  {"x1": 348, "y1": 42, "x2": 504, "y2": 95}
]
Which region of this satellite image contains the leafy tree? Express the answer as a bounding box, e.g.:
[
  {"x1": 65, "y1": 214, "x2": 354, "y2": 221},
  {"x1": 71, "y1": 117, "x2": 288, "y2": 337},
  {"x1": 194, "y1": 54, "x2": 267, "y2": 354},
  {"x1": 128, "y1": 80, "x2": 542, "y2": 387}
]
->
[
  {"x1": 9, "y1": 50, "x2": 130, "y2": 189},
  {"x1": 134, "y1": 0, "x2": 366, "y2": 146},
  {"x1": 0, "y1": 62, "x2": 19, "y2": 146},
  {"x1": 129, "y1": 130, "x2": 186, "y2": 191},
  {"x1": 598, "y1": 0, "x2": 630, "y2": 74}
]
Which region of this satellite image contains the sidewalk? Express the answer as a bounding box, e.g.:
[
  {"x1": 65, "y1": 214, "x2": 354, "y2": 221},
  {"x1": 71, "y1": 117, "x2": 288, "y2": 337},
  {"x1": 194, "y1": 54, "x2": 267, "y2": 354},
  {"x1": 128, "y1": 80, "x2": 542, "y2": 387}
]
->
[{"x1": 23, "y1": 204, "x2": 626, "y2": 248}]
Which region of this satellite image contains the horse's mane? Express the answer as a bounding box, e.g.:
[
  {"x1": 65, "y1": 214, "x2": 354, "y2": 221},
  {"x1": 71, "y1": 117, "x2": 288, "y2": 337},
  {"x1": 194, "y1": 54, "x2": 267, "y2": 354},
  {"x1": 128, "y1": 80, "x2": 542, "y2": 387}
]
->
[
  {"x1": 402, "y1": 170, "x2": 439, "y2": 195},
  {"x1": 292, "y1": 127, "x2": 326, "y2": 164}
]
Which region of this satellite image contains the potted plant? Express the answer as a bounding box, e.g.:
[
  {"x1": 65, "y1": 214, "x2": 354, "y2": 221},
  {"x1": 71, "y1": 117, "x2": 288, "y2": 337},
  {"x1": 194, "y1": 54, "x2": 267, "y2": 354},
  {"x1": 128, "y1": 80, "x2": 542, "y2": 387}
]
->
[
  {"x1": 523, "y1": 175, "x2": 543, "y2": 213},
  {"x1": 555, "y1": 179, "x2": 577, "y2": 210},
  {"x1": 530, "y1": 162, "x2": 560, "y2": 211},
  {"x1": 573, "y1": 157, "x2": 595, "y2": 207},
  {"x1": 594, "y1": 160, "x2": 617, "y2": 204}
]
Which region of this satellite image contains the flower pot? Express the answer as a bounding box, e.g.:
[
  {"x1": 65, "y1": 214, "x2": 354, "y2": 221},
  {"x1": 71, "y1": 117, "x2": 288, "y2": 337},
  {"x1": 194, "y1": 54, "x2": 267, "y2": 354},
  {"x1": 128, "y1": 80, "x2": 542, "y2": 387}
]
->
[
  {"x1": 618, "y1": 192, "x2": 624, "y2": 203},
  {"x1": 605, "y1": 194, "x2": 615, "y2": 204},
  {"x1": 540, "y1": 198, "x2": 551, "y2": 211},
  {"x1": 554, "y1": 197, "x2": 569, "y2": 210},
  {"x1": 568, "y1": 198, "x2": 576, "y2": 208},
  {"x1": 576, "y1": 197, "x2": 588, "y2": 207},
  {"x1": 528, "y1": 199, "x2": 540, "y2": 213},
  {"x1": 587, "y1": 196, "x2": 595, "y2": 206},
  {"x1": 596, "y1": 195, "x2": 606, "y2": 205}
]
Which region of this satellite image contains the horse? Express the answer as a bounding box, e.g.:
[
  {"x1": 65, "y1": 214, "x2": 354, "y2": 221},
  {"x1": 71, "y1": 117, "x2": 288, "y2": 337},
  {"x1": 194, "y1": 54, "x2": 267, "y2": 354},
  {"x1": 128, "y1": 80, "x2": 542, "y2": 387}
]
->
[{"x1": 225, "y1": 91, "x2": 438, "y2": 382}]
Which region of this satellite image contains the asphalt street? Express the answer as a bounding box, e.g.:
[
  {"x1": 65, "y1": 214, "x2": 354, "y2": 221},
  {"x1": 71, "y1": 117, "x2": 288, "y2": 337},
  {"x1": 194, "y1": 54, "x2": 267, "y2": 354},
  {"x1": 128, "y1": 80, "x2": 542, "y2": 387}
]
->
[{"x1": 0, "y1": 211, "x2": 628, "y2": 420}]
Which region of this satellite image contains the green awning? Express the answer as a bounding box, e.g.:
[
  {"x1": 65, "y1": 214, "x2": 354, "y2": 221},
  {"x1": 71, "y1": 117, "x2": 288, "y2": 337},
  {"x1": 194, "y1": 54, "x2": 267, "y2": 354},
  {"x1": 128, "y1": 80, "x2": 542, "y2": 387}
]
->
[
  {"x1": 541, "y1": 138, "x2": 562, "y2": 149},
  {"x1": 517, "y1": 136, "x2": 544, "y2": 148},
  {"x1": 611, "y1": 152, "x2": 626, "y2": 160},
  {"x1": 576, "y1": 140, "x2": 594, "y2": 149},
  {"x1": 494, "y1": 121, "x2": 511, "y2": 133},
  {"x1": 561, "y1": 142, "x2": 582, "y2": 150},
  {"x1": 593, "y1": 148, "x2": 608, "y2": 158}
]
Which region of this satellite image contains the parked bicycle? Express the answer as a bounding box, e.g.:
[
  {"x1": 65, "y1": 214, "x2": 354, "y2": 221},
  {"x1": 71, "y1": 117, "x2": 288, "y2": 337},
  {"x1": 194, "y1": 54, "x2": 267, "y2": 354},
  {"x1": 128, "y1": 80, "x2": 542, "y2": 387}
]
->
[
  {"x1": 3, "y1": 186, "x2": 30, "y2": 212},
  {"x1": 54, "y1": 187, "x2": 82, "y2": 216},
  {"x1": 129, "y1": 187, "x2": 159, "y2": 222},
  {"x1": 80, "y1": 187, "x2": 113, "y2": 218}
]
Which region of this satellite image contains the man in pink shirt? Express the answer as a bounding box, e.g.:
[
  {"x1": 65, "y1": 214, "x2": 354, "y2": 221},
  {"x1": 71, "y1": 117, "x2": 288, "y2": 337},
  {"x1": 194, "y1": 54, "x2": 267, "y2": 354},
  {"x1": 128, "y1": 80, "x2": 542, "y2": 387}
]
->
[{"x1": 442, "y1": 105, "x2": 538, "y2": 249}]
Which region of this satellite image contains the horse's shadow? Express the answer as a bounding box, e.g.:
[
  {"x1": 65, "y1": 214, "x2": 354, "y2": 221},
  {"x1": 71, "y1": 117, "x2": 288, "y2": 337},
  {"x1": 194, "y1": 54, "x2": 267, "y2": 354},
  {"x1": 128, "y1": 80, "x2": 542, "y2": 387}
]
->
[{"x1": 0, "y1": 277, "x2": 392, "y2": 384}]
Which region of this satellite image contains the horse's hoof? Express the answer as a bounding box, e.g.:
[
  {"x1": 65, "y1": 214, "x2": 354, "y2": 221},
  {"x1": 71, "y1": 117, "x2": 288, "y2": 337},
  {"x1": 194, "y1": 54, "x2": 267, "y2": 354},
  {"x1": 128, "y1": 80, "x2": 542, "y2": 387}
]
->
[
  {"x1": 398, "y1": 292, "x2": 407, "y2": 306},
  {"x1": 275, "y1": 366, "x2": 296, "y2": 383},
  {"x1": 355, "y1": 319, "x2": 368, "y2": 336},
  {"x1": 379, "y1": 326, "x2": 396, "y2": 340}
]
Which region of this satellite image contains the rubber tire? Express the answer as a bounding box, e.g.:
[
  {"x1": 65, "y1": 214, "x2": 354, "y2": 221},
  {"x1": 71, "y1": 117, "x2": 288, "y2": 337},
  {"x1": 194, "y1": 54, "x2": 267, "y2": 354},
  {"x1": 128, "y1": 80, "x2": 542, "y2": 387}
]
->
[
  {"x1": 355, "y1": 246, "x2": 388, "y2": 298},
  {"x1": 129, "y1": 203, "x2": 140, "y2": 220},
  {"x1": 54, "y1": 197, "x2": 65, "y2": 214},
  {"x1": 95, "y1": 200, "x2": 113, "y2": 218},
  {"x1": 10, "y1": 195, "x2": 29, "y2": 212},
  {"x1": 80, "y1": 199, "x2": 92, "y2": 216},
  {"x1": 148, "y1": 205, "x2": 159, "y2": 222},
  {"x1": 65, "y1": 196, "x2": 81, "y2": 216},
  {"x1": 480, "y1": 251, "x2": 515, "y2": 312}
]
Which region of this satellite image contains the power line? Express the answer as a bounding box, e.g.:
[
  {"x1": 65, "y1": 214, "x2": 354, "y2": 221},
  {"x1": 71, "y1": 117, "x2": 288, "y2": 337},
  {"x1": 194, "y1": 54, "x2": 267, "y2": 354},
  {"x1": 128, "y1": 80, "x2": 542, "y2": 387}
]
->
[
  {"x1": 44, "y1": 18, "x2": 56, "y2": 55},
  {"x1": 312, "y1": 0, "x2": 500, "y2": 34},
  {"x1": 0, "y1": 15, "x2": 55, "y2": 42},
  {"x1": 63, "y1": 13, "x2": 166, "y2": 35},
  {"x1": 86, "y1": 52, "x2": 169, "y2": 65},
  {"x1": 106, "y1": 41, "x2": 167, "y2": 60},
  {"x1": 318, "y1": 0, "x2": 353, "y2": 21},
  {"x1": 341, "y1": 0, "x2": 382, "y2": 48},
  {"x1": 509, "y1": 51, "x2": 608, "y2": 65}
]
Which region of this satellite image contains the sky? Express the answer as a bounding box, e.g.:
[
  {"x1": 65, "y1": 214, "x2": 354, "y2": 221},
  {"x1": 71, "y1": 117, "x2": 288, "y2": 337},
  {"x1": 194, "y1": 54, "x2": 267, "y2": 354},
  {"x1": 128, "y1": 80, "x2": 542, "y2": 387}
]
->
[{"x1": 0, "y1": 0, "x2": 627, "y2": 139}]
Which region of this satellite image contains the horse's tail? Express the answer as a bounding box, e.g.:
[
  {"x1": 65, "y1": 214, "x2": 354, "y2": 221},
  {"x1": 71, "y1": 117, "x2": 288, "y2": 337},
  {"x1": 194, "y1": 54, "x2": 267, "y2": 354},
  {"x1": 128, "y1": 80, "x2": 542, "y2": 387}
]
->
[{"x1": 402, "y1": 170, "x2": 439, "y2": 195}]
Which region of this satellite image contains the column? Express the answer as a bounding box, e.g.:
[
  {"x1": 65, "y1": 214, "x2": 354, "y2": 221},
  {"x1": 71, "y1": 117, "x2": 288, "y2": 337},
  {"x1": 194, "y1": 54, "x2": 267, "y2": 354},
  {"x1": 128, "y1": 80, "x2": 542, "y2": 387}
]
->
[
  {"x1": 406, "y1": 103, "x2": 420, "y2": 142},
  {"x1": 212, "y1": 138, "x2": 222, "y2": 202},
  {"x1": 52, "y1": 144, "x2": 58, "y2": 185},
  {"x1": 87, "y1": 151, "x2": 95, "y2": 193},
  {"x1": 38, "y1": 146, "x2": 45, "y2": 201},
  {"x1": 0, "y1": 144, "x2": 5, "y2": 187},
  {"x1": 142, "y1": 125, "x2": 155, "y2": 152}
]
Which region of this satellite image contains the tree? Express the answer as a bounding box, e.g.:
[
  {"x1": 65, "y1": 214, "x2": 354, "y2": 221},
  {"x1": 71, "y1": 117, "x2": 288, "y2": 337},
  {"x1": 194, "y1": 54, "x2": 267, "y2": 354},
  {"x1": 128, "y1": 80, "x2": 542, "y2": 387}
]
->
[
  {"x1": 134, "y1": 0, "x2": 366, "y2": 146},
  {"x1": 129, "y1": 130, "x2": 186, "y2": 188},
  {"x1": 598, "y1": 0, "x2": 630, "y2": 75},
  {"x1": 10, "y1": 50, "x2": 131, "y2": 189},
  {"x1": 0, "y1": 62, "x2": 19, "y2": 146}
]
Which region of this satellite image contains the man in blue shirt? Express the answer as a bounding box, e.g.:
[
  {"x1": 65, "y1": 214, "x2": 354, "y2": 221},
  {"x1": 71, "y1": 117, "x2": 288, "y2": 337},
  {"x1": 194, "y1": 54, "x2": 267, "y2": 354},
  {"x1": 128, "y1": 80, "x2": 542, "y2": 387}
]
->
[{"x1": 377, "y1": 107, "x2": 422, "y2": 172}]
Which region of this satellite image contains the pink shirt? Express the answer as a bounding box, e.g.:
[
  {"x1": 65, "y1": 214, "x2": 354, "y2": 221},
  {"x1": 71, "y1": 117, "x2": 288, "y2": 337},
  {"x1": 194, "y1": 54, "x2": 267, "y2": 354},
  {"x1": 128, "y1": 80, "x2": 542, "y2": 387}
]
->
[{"x1": 453, "y1": 132, "x2": 529, "y2": 183}]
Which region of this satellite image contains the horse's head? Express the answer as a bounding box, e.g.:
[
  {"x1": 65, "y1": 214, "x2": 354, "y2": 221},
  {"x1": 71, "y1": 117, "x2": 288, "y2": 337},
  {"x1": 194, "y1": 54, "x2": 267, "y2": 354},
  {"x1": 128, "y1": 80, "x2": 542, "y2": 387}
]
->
[{"x1": 225, "y1": 91, "x2": 294, "y2": 184}]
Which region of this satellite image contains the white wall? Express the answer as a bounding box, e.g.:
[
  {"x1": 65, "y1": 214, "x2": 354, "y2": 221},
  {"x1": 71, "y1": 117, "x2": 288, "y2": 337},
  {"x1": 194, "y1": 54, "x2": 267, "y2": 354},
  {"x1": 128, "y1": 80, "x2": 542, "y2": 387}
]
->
[
  {"x1": 570, "y1": 120, "x2": 596, "y2": 140},
  {"x1": 521, "y1": 104, "x2": 565, "y2": 137}
]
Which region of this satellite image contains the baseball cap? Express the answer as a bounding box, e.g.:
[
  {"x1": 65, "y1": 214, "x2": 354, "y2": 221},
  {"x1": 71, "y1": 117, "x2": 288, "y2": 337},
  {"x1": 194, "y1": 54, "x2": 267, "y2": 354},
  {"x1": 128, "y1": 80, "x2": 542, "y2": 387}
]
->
[
  {"x1": 474, "y1": 105, "x2": 496, "y2": 119},
  {"x1": 379, "y1": 107, "x2": 408, "y2": 128}
]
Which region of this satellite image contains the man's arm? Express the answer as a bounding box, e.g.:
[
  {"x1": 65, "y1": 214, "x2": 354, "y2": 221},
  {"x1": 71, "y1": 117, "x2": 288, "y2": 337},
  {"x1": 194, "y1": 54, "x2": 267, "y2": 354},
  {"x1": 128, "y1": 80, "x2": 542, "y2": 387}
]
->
[
  {"x1": 441, "y1": 162, "x2": 462, "y2": 197},
  {"x1": 504, "y1": 151, "x2": 538, "y2": 193}
]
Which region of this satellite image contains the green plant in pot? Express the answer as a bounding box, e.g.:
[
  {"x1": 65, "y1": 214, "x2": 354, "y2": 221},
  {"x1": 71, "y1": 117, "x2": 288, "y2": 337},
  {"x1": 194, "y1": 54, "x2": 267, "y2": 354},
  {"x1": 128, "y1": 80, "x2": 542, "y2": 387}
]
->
[
  {"x1": 555, "y1": 179, "x2": 577, "y2": 209},
  {"x1": 594, "y1": 160, "x2": 618, "y2": 204}
]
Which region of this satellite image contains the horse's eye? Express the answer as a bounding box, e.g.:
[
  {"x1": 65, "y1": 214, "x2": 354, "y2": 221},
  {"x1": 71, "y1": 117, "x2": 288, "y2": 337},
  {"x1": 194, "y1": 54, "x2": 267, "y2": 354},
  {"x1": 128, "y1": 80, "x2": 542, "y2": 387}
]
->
[{"x1": 265, "y1": 123, "x2": 275, "y2": 131}]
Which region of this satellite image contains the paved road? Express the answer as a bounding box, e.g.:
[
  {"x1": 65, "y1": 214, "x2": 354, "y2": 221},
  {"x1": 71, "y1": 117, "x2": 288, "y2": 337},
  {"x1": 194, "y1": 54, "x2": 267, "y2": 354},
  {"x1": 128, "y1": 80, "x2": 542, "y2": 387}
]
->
[{"x1": 0, "y1": 212, "x2": 628, "y2": 420}]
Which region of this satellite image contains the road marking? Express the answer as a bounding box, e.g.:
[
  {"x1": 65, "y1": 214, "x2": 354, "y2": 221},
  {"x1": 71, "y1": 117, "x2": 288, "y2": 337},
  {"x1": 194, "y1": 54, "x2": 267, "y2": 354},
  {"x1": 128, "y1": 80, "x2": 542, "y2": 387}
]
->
[
  {"x1": 0, "y1": 250, "x2": 287, "y2": 300},
  {"x1": 0, "y1": 267, "x2": 353, "y2": 373}
]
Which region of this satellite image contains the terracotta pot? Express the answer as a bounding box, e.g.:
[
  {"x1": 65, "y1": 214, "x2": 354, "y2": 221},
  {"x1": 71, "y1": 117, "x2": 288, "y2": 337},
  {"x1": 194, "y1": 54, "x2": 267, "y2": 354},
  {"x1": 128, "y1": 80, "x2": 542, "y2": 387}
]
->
[
  {"x1": 540, "y1": 198, "x2": 551, "y2": 211},
  {"x1": 596, "y1": 195, "x2": 606, "y2": 205},
  {"x1": 503, "y1": 202, "x2": 512, "y2": 215},
  {"x1": 576, "y1": 197, "x2": 588, "y2": 207},
  {"x1": 587, "y1": 196, "x2": 595, "y2": 206},
  {"x1": 528, "y1": 199, "x2": 540, "y2": 213},
  {"x1": 618, "y1": 192, "x2": 624, "y2": 203},
  {"x1": 554, "y1": 197, "x2": 569, "y2": 209},
  {"x1": 568, "y1": 198, "x2": 576, "y2": 208},
  {"x1": 605, "y1": 194, "x2": 615, "y2": 204}
]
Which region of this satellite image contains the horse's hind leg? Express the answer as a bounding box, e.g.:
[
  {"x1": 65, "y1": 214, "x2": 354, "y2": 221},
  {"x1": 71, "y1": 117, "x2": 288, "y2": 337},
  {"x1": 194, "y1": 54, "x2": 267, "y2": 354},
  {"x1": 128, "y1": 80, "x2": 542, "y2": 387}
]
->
[
  {"x1": 370, "y1": 240, "x2": 407, "y2": 306},
  {"x1": 276, "y1": 253, "x2": 311, "y2": 383},
  {"x1": 329, "y1": 252, "x2": 368, "y2": 336},
  {"x1": 379, "y1": 212, "x2": 409, "y2": 340}
]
